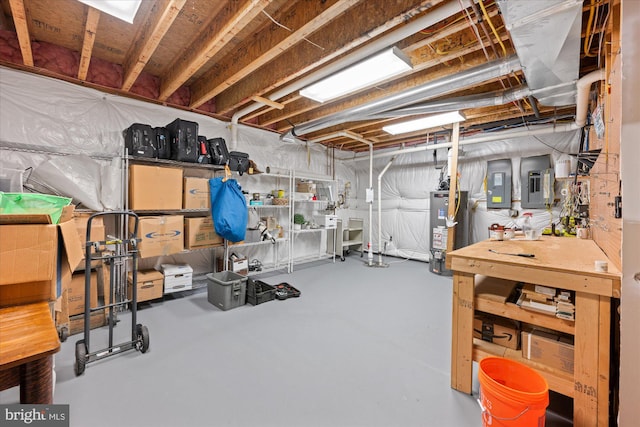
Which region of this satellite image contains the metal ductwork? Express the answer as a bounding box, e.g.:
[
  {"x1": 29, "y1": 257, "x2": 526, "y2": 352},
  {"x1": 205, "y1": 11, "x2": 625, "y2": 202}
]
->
[
  {"x1": 292, "y1": 56, "x2": 522, "y2": 137},
  {"x1": 496, "y1": 0, "x2": 583, "y2": 107},
  {"x1": 230, "y1": 0, "x2": 481, "y2": 148},
  {"x1": 365, "y1": 86, "x2": 533, "y2": 119}
]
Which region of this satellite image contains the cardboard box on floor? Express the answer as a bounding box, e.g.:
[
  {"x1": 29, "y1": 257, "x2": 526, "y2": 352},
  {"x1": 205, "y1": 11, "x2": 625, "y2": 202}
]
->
[
  {"x1": 473, "y1": 313, "x2": 520, "y2": 350},
  {"x1": 128, "y1": 270, "x2": 164, "y2": 302},
  {"x1": 0, "y1": 206, "x2": 83, "y2": 307},
  {"x1": 135, "y1": 215, "x2": 184, "y2": 258},
  {"x1": 67, "y1": 270, "x2": 100, "y2": 316},
  {"x1": 184, "y1": 216, "x2": 223, "y2": 249},
  {"x1": 183, "y1": 177, "x2": 210, "y2": 209},
  {"x1": 522, "y1": 329, "x2": 574, "y2": 374},
  {"x1": 129, "y1": 164, "x2": 182, "y2": 210}
]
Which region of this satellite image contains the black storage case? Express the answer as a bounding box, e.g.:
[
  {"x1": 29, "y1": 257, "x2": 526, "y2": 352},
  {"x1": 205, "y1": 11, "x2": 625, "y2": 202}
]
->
[
  {"x1": 124, "y1": 123, "x2": 156, "y2": 158},
  {"x1": 166, "y1": 118, "x2": 199, "y2": 163},
  {"x1": 197, "y1": 135, "x2": 211, "y2": 164},
  {"x1": 207, "y1": 137, "x2": 230, "y2": 166},
  {"x1": 154, "y1": 127, "x2": 171, "y2": 159},
  {"x1": 229, "y1": 151, "x2": 250, "y2": 175}
]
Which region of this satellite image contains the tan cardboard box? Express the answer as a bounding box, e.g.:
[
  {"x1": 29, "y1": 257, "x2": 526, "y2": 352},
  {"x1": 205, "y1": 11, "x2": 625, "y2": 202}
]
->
[
  {"x1": 473, "y1": 313, "x2": 520, "y2": 350},
  {"x1": 185, "y1": 216, "x2": 223, "y2": 249},
  {"x1": 128, "y1": 270, "x2": 163, "y2": 302},
  {"x1": 135, "y1": 215, "x2": 184, "y2": 258},
  {"x1": 67, "y1": 271, "x2": 100, "y2": 316},
  {"x1": 296, "y1": 182, "x2": 316, "y2": 193},
  {"x1": 73, "y1": 213, "x2": 105, "y2": 269},
  {"x1": 521, "y1": 329, "x2": 574, "y2": 374},
  {"x1": 54, "y1": 288, "x2": 69, "y2": 329},
  {"x1": 129, "y1": 164, "x2": 182, "y2": 210},
  {"x1": 0, "y1": 218, "x2": 82, "y2": 307},
  {"x1": 183, "y1": 177, "x2": 210, "y2": 209}
]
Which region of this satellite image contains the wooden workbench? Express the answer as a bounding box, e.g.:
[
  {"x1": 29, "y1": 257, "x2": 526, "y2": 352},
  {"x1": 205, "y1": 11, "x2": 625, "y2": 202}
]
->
[
  {"x1": 447, "y1": 237, "x2": 621, "y2": 426},
  {"x1": 0, "y1": 301, "x2": 60, "y2": 403}
]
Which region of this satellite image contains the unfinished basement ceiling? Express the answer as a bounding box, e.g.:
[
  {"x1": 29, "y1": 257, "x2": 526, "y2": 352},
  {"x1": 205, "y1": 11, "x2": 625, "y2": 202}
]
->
[{"x1": 0, "y1": 0, "x2": 610, "y2": 152}]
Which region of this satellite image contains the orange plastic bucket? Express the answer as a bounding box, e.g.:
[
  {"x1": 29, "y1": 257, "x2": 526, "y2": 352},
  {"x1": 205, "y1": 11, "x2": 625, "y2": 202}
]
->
[{"x1": 478, "y1": 357, "x2": 549, "y2": 427}]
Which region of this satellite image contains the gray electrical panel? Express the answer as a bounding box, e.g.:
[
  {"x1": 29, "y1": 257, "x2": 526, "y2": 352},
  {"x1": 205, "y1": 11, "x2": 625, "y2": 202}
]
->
[
  {"x1": 521, "y1": 155, "x2": 554, "y2": 208},
  {"x1": 429, "y1": 191, "x2": 469, "y2": 276},
  {"x1": 487, "y1": 159, "x2": 512, "y2": 209}
]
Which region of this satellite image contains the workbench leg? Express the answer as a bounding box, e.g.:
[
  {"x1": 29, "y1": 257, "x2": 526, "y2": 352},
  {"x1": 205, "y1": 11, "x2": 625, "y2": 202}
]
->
[
  {"x1": 451, "y1": 271, "x2": 475, "y2": 394},
  {"x1": 574, "y1": 292, "x2": 607, "y2": 426},
  {"x1": 597, "y1": 296, "x2": 611, "y2": 427},
  {"x1": 20, "y1": 355, "x2": 53, "y2": 404}
]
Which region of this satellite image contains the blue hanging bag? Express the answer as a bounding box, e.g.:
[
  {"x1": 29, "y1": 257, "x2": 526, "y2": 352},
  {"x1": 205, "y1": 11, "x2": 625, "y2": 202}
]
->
[{"x1": 209, "y1": 177, "x2": 247, "y2": 242}]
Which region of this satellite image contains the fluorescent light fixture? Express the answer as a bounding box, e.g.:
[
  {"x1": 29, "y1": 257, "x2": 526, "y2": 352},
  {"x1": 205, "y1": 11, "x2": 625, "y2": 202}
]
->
[
  {"x1": 77, "y1": 0, "x2": 142, "y2": 24},
  {"x1": 300, "y1": 47, "x2": 412, "y2": 103},
  {"x1": 383, "y1": 111, "x2": 466, "y2": 135}
]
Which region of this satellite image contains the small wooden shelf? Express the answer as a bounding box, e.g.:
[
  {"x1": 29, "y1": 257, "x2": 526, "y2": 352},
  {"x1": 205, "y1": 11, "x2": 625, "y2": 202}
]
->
[{"x1": 475, "y1": 296, "x2": 575, "y2": 335}]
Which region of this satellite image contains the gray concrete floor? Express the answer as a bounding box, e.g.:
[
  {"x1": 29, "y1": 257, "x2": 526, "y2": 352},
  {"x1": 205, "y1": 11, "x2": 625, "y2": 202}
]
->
[{"x1": 1, "y1": 256, "x2": 573, "y2": 426}]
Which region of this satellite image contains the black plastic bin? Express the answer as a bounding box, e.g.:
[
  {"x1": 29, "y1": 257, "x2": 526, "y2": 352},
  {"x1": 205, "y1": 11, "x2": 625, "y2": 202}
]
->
[{"x1": 246, "y1": 278, "x2": 276, "y2": 306}]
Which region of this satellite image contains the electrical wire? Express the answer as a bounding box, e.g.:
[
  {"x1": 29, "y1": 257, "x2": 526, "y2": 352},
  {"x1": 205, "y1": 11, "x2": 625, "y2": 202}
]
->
[
  {"x1": 597, "y1": 2, "x2": 611, "y2": 68},
  {"x1": 478, "y1": 0, "x2": 507, "y2": 58},
  {"x1": 583, "y1": 0, "x2": 596, "y2": 57},
  {"x1": 458, "y1": 0, "x2": 490, "y2": 61},
  {"x1": 261, "y1": 10, "x2": 324, "y2": 50}
]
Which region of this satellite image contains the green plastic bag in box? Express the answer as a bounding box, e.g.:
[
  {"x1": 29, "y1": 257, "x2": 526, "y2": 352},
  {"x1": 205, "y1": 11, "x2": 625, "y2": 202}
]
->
[{"x1": 0, "y1": 192, "x2": 72, "y2": 224}]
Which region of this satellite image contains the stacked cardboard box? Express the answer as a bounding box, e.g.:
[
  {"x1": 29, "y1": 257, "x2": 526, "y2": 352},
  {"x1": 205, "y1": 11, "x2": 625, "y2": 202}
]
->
[
  {"x1": 0, "y1": 206, "x2": 81, "y2": 307},
  {"x1": 184, "y1": 216, "x2": 222, "y2": 249},
  {"x1": 183, "y1": 177, "x2": 210, "y2": 209},
  {"x1": 135, "y1": 215, "x2": 184, "y2": 258},
  {"x1": 129, "y1": 164, "x2": 182, "y2": 210}
]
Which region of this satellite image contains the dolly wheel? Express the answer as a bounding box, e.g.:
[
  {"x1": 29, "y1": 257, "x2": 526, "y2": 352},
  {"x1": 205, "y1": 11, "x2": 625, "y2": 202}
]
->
[
  {"x1": 58, "y1": 326, "x2": 69, "y2": 342},
  {"x1": 136, "y1": 324, "x2": 150, "y2": 353},
  {"x1": 340, "y1": 256, "x2": 345, "y2": 262},
  {"x1": 75, "y1": 340, "x2": 87, "y2": 376}
]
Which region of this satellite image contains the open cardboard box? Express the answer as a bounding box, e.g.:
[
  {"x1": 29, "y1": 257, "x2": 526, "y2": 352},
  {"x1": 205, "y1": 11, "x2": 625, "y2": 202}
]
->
[{"x1": 0, "y1": 205, "x2": 83, "y2": 307}]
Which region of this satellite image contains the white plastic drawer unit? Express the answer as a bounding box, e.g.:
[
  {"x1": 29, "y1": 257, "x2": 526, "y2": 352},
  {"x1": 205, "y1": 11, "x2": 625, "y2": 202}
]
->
[{"x1": 161, "y1": 264, "x2": 193, "y2": 294}]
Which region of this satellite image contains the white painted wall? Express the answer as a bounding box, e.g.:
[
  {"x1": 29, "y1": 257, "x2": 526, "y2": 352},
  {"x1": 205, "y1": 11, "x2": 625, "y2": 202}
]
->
[{"x1": 618, "y1": 0, "x2": 640, "y2": 424}]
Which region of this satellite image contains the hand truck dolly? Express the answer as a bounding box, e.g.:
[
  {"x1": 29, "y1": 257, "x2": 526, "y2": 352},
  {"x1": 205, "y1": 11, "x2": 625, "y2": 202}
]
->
[{"x1": 74, "y1": 211, "x2": 150, "y2": 376}]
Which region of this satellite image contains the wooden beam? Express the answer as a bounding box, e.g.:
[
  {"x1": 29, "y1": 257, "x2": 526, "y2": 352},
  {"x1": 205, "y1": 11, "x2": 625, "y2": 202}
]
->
[
  {"x1": 158, "y1": 0, "x2": 272, "y2": 101},
  {"x1": 8, "y1": 0, "x2": 33, "y2": 66},
  {"x1": 122, "y1": 0, "x2": 186, "y2": 91},
  {"x1": 251, "y1": 96, "x2": 284, "y2": 110},
  {"x1": 189, "y1": 0, "x2": 356, "y2": 108},
  {"x1": 446, "y1": 122, "x2": 460, "y2": 253},
  {"x1": 214, "y1": 0, "x2": 445, "y2": 114},
  {"x1": 77, "y1": 7, "x2": 100, "y2": 81},
  {"x1": 0, "y1": 4, "x2": 12, "y2": 31}
]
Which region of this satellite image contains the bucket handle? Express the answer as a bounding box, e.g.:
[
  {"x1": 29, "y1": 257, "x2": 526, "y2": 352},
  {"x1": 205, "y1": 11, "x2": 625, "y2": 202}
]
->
[{"x1": 477, "y1": 399, "x2": 530, "y2": 424}]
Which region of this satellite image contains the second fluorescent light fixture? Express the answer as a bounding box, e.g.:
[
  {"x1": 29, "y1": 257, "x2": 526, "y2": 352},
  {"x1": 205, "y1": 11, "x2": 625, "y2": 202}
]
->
[
  {"x1": 383, "y1": 111, "x2": 466, "y2": 135},
  {"x1": 300, "y1": 47, "x2": 412, "y2": 103},
  {"x1": 77, "y1": 0, "x2": 142, "y2": 24}
]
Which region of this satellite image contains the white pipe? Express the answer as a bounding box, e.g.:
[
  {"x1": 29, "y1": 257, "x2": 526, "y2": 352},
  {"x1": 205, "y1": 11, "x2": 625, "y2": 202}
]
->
[
  {"x1": 308, "y1": 130, "x2": 374, "y2": 263},
  {"x1": 229, "y1": 0, "x2": 475, "y2": 148},
  {"x1": 349, "y1": 123, "x2": 580, "y2": 162},
  {"x1": 575, "y1": 69, "x2": 606, "y2": 127},
  {"x1": 378, "y1": 157, "x2": 395, "y2": 265}
]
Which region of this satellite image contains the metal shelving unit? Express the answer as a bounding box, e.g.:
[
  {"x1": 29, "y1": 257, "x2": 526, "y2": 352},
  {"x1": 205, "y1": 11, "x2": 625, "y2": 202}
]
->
[
  {"x1": 233, "y1": 170, "x2": 293, "y2": 274},
  {"x1": 290, "y1": 172, "x2": 337, "y2": 272},
  {"x1": 123, "y1": 153, "x2": 223, "y2": 296}
]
